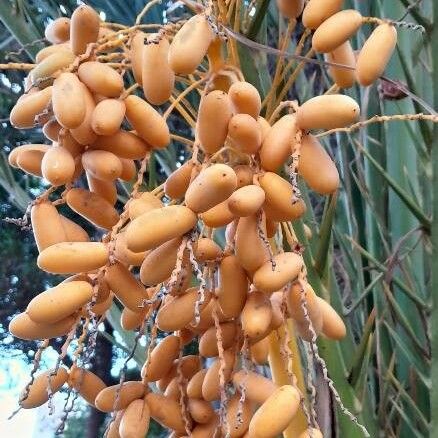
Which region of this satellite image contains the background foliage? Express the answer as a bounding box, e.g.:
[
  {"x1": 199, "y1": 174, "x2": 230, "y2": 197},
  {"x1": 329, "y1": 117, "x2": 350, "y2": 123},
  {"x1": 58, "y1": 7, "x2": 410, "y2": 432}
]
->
[{"x1": 0, "y1": 0, "x2": 436, "y2": 437}]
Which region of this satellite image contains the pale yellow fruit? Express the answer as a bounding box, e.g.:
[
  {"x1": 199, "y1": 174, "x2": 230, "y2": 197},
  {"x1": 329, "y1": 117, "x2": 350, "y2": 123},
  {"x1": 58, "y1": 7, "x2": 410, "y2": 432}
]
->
[
  {"x1": 232, "y1": 370, "x2": 278, "y2": 405},
  {"x1": 241, "y1": 291, "x2": 272, "y2": 341},
  {"x1": 10, "y1": 87, "x2": 52, "y2": 129}
]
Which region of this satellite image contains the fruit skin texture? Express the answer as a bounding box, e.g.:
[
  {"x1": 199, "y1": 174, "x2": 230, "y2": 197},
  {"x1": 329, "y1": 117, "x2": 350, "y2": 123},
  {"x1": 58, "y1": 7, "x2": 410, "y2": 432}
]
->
[
  {"x1": 276, "y1": 0, "x2": 304, "y2": 19},
  {"x1": 232, "y1": 370, "x2": 278, "y2": 405},
  {"x1": 228, "y1": 113, "x2": 262, "y2": 154},
  {"x1": 241, "y1": 291, "x2": 272, "y2": 341},
  {"x1": 299, "y1": 134, "x2": 340, "y2": 194},
  {"x1": 228, "y1": 81, "x2": 261, "y2": 119},
  {"x1": 31, "y1": 201, "x2": 67, "y2": 252},
  {"x1": 249, "y1": 385, "x2": 301, "y2": 438},
  {"x1": 253, "y1": 252, "x2": 303, "y2": 293},
  {"x1": 303, "y1": 0, "x2": 344, "y2": 29},
  {"x1": 259, "y1": 172, "x2": 306, "y2": 222},
  {"x1": 142, "y1": 35, "x2": 175, "y2": 105},
  {"x1": 165, "y1": 161, "x2": 196, "y2": 199},
  {"x1": 356, "y1": 23, "x2": 397, "y2": 86},
  {"x1": 41, "y1": 145, "x2": 75, "y2": 186},
  {"x1": 199, "y1": 322, "x2": 237, "y2": 357},
  {"x1": 78, "y1": 62, "x2": 124, "y2": 98},
  {"x1": 228, "y1": 185, "x2": 266, "y2": 217},
  {"x1": 19, "y1": 367, "x2": 69, "y2": 408},
  {"x1": 82, "y1": 149, "x2": 122, "y2": 181},
  {"x1": 326, "y1": 41, "x2": 356, "y2": 88},
  {"x1": 259, "y1": 114, "x2": 296, "y2": 172},
  {"x1": 199, "y1": 200, "x2": 236, "y2": 228},
  {"x1": 30, "y1": 50, "x2": 75, "y2": 83},
  {"x1": 68, "y1": 367, "x2": 107, "y2": 406},
  {"x1": 45, "y1": 17, "x2": 71, "y2": 44},
  {"x1": 119, "y1": 399, "x2": 150, "y2": 438},
  {"x1": 225, "y1": 392, "x2": 252, "y2": 437},
  {"x1": 125, "y1": 95, "x2": 170, "y2": 149},
  {"x1": 312, "y1": 10, "x2": 363, "y2": 53},
  {"x1": 168, "y1": 14, "x2": 215, "y2": 74},
  {"x1": 66, "y1": 188, "x2": 120, "y2": 230},
  {"x1": 26, "y1": 281, "x2": 93, "y2": 324},
  {"x1": 95, "y1": 381, "x2": 145, "y2": 412},
  {"x1": 196, "y1": 90, "x2": 233, "y2": 154},
  {"x1": 37, "y1": 242, "x2": 109, "y2": 274},
  {"x1": 131, "y1": 31, "x2": 145, "y2": 85},
  {"x1": 185, "y1": 164, "x2": 237, "y2": 213},
  {"x1": 187, "y1": 369, "x2": 207, "y2": 399},
  {"x1": 91, "y1": 99, "x2": 126, "y2": 135},
  {"x1": 70, "y1": 5, "x2": 100, "y2": 55},
  {"x1": 52, "y1": 73, "x2": 86, "y2": 129},
  {"x1": 296, "y1": 94, "x2": 360, "y2": 130},
  {"x1": 126, "y1": 205, "x2": 197, "y2": 252}
]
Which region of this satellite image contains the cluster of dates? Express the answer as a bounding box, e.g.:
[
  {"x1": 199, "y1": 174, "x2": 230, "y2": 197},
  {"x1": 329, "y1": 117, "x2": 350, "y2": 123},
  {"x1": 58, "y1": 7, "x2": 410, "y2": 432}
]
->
[{"x1": 5, "y1": 0, "x2": 398, "y2": 437}]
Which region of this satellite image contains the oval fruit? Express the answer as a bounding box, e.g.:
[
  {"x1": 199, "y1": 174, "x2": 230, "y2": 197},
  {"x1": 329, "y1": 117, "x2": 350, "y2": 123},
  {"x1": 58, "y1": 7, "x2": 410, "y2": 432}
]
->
[
  {"x1": 250, "y1": 336, "x2": 270, "y2": 365},
  {"x1": 91, "y1": 99, "x2": 126, "y2": 135},
  {"x1": 52, "y1": 72, "x2": 86, "y2": 129},
  {"x1": 30, "y1": 50, "x2": 75, "y2": 83},
  {"x1": 82, "y1": 149, "x2": 122, "y2": 181},
  {"x1": 95, "y1": 381, "x2": 145, "y2": 412},
  {"x1": 168, "y1": 14, "x2": 215, "y2": 74},
  {"x1": 37, "y1": 242, "x2": 109, "y2": 274},
  {"x1": 114, "y1": 232, "x2": 146, "y2": 266},
  {"x1": 45, "y1": 17, "x2": 70, "y2": 44},
  {"x1": 259, "y1": 172, "x2": 306, "y2": 222},
  {"x1": 327, "y1": 41, "x2": 356, "y2": 88},
  {"x1": 317, "y1": 297, "x2": 346, "y2": 340},
  {"x1": 20, "y1": 368, "x2": 69, "y2": 408},
  {"x1": 228, "y1": 81, "x2": 261, "y2": 119},
  {"x1": 225, "y1": 392, "x2": 252, "y2": 437},
  {"x1": 128, "y1": 192, "x2": 163, "y2": 220},
  {"x1": 299, "y1": 134, "x2": 339, "y2": 194},
  {"x1": 120, "y1": 307, "x2": 148, "y2": 331},
  {"x1": 27, "y1": 281, "x2": 93, "y2": 324},
  {"x1": 70, "y1": 82, "x2": 98, "y2": 145},
  {"x1": 276, "y1": 0, "x2": 304, "y2": 19},
  {"x1": 202, "y1": 348, "x2": 235, "y2": 401},
  {"x1": 228, "y1": 185, "x2": 265, "y2": 217},
  {"x1": 187, "y1": 369, "x2": 207, "y2": 399},
  {"x1": 142, "y1": 34, "x2": 175, "y2": 105},
  {"x1": 68, "y1": 367, "x2": 106, "y2": 406},
  {"x1": 194, "y1": 237, "x2": 222, "y2": 262},
  {"x1": 120, "y1": 399, "x2": 150, "y2": 438},
  {"x1": 241, "y1": 291, "x2": 272, "y2": 341},
  {"x1": 9, "y1": 312, "x2": 76, "y2": 340},
  {"x1": 235, "y1": 214, "x2": 270, "y2": 272},
  {"x1": 185, "y1": 164, "x2": 237, "y2": 213},
  {"x1": 232, "y1": 370, "x2": 277, "y2": 405},
  {"x1": 10, "y1": 87, "x2": 52, "y2": 129},
  {"x1": 199, "y1": 200, "x2": 236, "y2": 228},
  {"x1": 248, "y1": 385, "x2": 301, "y2": 438},
  {"x1": 130, "y1": 31, "x2": 145, "y2": 85},
  {"x1": 253, "y1": 252, "x2": 303, "y2": 293},
  {"x1": 145, "y1": 393, "x2": 186, "y2": 433},
  {"x1": 156, "y1": 288, "x2": 211, "y2": 331},
  {"x1": 356, "y1": 23, "x2": 397, "y2": 86},
  {"x1": 302, "y1": 0, "x2": 344, "y2": 29},
  {"x1": 66, "y1": 188, "x2": 119, "y2": 229},
  {"x1": 78, "y1": 62, "x2": 124, "y2": 97},
  {"x1": 86, "y1": 173, "x2": 117, "y2": 205},
  {"x1": 105, "y1": 262, "x2": 148, "y2": 312},
  {"x1": 125, "y1": 95, "x2": 170, "y2": 149},
  {"x1": 41, "y1": 145, "x2": 75, "y2": 186},
  {"x1": 92, "y1": 130, "x2": 149, "y2": 159},
  {"x1": 218, "y1": 255, "x2": 248, "y2": 318},
  {"x1": 16, "y1": 149, "x2": 44, "y2": 177},
  {"x1": 312, "y1": 10, "x2": 363, "y2": 53},
  {"x1": 126, "y1": 205, "x2": 197, "y2": 252},
  {"x1": 143, "y1": 335, "x2": 180, "y2": 382},
  {"x1": 199, "y1": 322, "x2": 237, "y2": 357},
  {"x1": 43, "y1": 119, "x2": 62, "y2": 141},
  {"x1": 70, "y1": 5, "x2": 100, "y2": 55},
  {"x1": 140, "y1": 237, "x2": 182, "y2": 285},
  {"x1": 165, "y1": 161, "x2": 196, "y2": 199},
  {"x1": 188, "y1": 398, "x2": 215, "y2": 424},
  {"x1": 228, "y1": 113, "x2": 262, "y2": 154},
  {"x1": 259, "y1": 114, "x2": 296, "y2": 172},
  {"x1": 196, "y1": 90, "x2": 233, "y2": 154},
  {"x1": 297, "y1": 94, "x2": 360, "y2": 130},
  {"x1": 31, "y1": 201, "x2": 67, "y2": 251}
]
